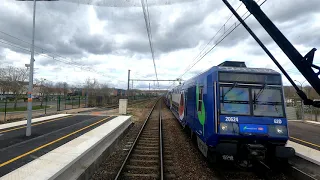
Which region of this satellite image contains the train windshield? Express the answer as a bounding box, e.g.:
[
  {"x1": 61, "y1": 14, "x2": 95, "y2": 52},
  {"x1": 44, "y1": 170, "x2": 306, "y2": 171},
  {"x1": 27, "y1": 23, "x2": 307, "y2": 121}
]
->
[
  {"x1": 252, "y1": 87, "x2": 284, "y2": 117},
  {"x1": 220, "y1": 87, "x2": 250, "y2": 115},
  {"x1": 220, "y1": 86, "x2": 284, "y2": 117}
]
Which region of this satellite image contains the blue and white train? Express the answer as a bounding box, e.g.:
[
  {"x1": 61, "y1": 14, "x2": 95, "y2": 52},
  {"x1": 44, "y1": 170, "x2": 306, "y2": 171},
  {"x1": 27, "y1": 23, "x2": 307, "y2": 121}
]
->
[{"x1": 165, "y1": 61, "x2": 295, "y2": 164}]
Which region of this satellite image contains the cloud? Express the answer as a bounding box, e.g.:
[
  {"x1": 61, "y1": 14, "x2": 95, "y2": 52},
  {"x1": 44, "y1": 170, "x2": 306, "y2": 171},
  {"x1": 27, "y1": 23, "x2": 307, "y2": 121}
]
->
[
  {"x1": 264, "y1": 0, "x2": 320, "y2": 23},
  {"x1": 0, "y1": 0, "x2": 319, "y2": 90}
]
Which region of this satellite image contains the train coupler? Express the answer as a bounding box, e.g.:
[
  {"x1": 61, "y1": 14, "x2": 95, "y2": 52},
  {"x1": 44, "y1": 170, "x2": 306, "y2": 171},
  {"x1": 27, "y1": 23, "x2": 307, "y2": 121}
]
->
[{"x1": 246, "y1": 144, "x2": 266, "y2": 160}]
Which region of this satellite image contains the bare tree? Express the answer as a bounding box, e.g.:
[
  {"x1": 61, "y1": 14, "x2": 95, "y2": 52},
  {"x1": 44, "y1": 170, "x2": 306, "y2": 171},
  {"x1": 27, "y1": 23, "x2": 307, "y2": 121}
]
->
[
  {"x1": 0, "y1": 66, "x2": 8, "y2": 97},
  {"x1": 45, "y1": 81, "x2": 55, "y2": 96},
  {"x1": 55, "y1": 82, "x2": 64, "y2": 95},
  {"x1": 99, "y1": 83, "x2": 112, "y2": 105},
  {"x1": 35, "y1": 78, "x2": 51, "y2": 107},
  {"x1": 63, "y1": 82, "x2": 69, "y2": 97},
  {"x1": 3, "y1": 66, "x2": 28, "y2": 108}
]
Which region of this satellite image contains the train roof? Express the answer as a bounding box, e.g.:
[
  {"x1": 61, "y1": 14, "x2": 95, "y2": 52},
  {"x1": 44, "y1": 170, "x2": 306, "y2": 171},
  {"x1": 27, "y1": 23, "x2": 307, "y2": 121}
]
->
[
  {"x1": 170, "y1": 61, "x2": 281, "y2": 90},
  {"x1": 215, "y1": 66, "x2": 280, "y2": 74}
]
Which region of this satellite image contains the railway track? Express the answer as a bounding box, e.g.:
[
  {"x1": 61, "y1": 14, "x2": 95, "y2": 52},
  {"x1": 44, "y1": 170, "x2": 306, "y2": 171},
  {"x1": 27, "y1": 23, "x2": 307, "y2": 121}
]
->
[{"x1": 114, "y1": 99, "x2": 175, "y2": 180}]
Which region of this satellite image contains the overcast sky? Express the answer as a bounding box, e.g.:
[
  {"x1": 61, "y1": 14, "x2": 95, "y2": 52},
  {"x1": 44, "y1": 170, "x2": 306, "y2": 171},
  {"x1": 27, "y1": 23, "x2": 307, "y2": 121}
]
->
[{"x1": 0, "y1": 0, "x2": 319, "y2": 90}]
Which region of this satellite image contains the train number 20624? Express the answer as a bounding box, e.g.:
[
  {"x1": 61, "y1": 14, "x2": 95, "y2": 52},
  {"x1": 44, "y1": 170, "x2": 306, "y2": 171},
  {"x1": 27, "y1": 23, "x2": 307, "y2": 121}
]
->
[{"x1": 225, "y1": 117, "x2": 239, "y2": 122}]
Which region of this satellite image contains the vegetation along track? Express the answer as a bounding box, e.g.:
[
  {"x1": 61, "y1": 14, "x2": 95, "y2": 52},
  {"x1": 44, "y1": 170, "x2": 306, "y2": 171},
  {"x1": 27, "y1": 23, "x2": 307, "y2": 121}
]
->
[
  {"x1": 92, "y1": 98, "x2": 155, "y2": 112},
  {"x1": 114, "y1": 98, "x2": 175, "y2": 180}
]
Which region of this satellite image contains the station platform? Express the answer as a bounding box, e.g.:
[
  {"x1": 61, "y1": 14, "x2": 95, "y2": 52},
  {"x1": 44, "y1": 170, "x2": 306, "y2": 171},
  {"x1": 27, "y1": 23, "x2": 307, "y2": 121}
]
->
[
  {"x1": 287, "y1": 120, "x2": 320, "y2": 166},
  {"x1": 0, "y1": 114, "x2": 132, "y2": 179}
]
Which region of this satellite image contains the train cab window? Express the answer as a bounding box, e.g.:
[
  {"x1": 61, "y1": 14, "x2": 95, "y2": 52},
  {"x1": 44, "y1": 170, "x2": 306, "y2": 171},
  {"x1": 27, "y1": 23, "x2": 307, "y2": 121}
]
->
[
  {"x1": 220, "y1": 86, "x2": 250, "y2": 115},
  {"x1": 198, "y1": 87, "x2": 203, "y2": 112}
]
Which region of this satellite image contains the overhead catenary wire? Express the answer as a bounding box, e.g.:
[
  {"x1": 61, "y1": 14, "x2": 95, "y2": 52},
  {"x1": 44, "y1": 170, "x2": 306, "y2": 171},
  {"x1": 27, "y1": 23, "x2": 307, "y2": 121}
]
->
[
  {"x1": 164, "y1": 0, "x2": 265, "y2": 92},
  {"x1": 178, "y1": 0, "x2": 267, "y2": 80},
  {"x1": 141, "y1": 0, "x2": 159, "y2": 89},
  {"x1": 0, "y1": 39, "x2": 87, "y2": 70},
  {"x1": 179, "y1": 3, "x2": 244, "y2": 78},
  {"x1": 0, "y1": 30, "x2": 80, "y2": 66},
  {"x1": 0, "y1": 39, "x2": 108, "y2": 77}
]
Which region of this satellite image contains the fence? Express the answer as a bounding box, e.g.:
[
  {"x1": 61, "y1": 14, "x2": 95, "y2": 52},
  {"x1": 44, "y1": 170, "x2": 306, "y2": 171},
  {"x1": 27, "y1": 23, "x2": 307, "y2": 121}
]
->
[
  {"x1": 286, "y1": 105, "x2": 320, "y2": 121},
  {"x1": 0, "y1": 95, "x2": 86, "y2": 122},
  {"x1": 0, "y1": 94, "x2": 155, "y2": 122}
]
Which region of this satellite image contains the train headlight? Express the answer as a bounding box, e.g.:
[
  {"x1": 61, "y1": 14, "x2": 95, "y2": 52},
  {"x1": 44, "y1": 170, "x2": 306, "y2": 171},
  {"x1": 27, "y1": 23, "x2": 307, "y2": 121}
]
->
[
  {"x1": 268, "y1": 125, "x2": 288, "y2": 137},
  {"x1": 220, "y1": 123, "x2": 239, "y2": 135},
  {"x1": 221, "y1": 123, "x2": 228, "y2": 131},
  {"x1": 276, "y1": 126, "x2": 284, "y2": 134}
]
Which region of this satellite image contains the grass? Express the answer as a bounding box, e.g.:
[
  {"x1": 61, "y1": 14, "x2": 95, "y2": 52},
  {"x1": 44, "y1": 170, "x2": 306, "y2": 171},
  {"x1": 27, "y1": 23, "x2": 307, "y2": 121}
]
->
[{"x1": 0, "y1": 105, "x2": 50, "y2": 112}]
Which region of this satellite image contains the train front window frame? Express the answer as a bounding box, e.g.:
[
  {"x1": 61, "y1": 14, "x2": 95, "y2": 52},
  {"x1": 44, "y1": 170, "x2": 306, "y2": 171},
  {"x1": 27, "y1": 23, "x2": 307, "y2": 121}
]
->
[{"x1": 219, "y1": 83, "x2": 285, "y2": 118}]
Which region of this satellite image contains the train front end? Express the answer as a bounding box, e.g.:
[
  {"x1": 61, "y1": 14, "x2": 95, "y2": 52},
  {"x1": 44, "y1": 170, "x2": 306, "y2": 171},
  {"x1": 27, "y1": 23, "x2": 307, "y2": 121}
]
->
[{"x1": 215, "y1": 69, "x2": 295, "y2": 163}]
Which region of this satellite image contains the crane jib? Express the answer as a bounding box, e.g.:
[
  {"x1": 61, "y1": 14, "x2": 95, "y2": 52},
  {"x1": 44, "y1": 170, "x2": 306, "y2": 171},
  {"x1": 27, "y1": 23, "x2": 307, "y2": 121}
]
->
[{"x1": 222, "y1": 0, "x2": 320, "y2": 107}]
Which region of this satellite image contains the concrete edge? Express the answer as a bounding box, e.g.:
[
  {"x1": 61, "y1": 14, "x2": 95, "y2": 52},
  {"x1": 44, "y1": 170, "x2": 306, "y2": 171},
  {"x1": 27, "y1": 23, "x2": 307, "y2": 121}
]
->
[
  {"x1": 287, "y1": 140, "x2": 320, "y2": 166},
  {"x1": 77, "y1": 121, "x2": 133, "y2": 180},
  {"x1": 304, "y1": 121, "x2": 320, "y2": 127},
  {"x1": 288, "y1": 120, "x2": 320, "y2": 126},
  {"x1": 52, "y1": 116, "x2": 132, "y2": 180},
  {"x1": 295, "y1": 152, "x2": 320, "y2": 167}
]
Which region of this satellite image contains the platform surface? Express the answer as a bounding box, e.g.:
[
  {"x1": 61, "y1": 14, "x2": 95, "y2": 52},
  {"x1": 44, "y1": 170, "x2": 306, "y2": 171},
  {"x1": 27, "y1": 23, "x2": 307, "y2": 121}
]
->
[
  {"x1": 288, "y1": 121, "x2": 320, "y2": 151},
  {"x1": 0, "y1": 116, "x2": 131, "y2": 180},
  {"x1": 287, "y1": 120, "x2": 320, "y2": 166},
  {"x1": 0, "y1": 114, "x2": 116, "y2": 177}
]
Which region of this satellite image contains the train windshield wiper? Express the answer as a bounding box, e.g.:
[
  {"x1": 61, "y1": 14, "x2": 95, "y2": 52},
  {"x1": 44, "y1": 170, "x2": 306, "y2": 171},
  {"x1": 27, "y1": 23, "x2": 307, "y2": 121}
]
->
[
  {"x1": 254, "y1": 83, "x2": 267, "y2": 103},
  {"x1": 222, "y1": 82, "x2": 238, "y2": 99}
]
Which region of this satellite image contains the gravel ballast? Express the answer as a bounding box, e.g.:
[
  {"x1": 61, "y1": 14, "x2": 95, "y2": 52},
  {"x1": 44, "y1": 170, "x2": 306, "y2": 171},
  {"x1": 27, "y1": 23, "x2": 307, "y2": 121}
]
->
[{"x1": 90, "y1": 99, "x2": 220, "y2": 180}]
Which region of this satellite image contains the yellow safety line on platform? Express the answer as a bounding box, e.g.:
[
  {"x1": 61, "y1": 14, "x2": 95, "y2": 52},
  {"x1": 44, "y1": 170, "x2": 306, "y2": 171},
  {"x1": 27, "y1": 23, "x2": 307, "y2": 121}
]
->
[
  {"x1": 0, "y1": 115, "x2": 73, "y2": 134},
  {"x1": 0, "y1": 116, "x2": 113, "y2": 168},
  {"x1": 290, "y1": 136, "x2": 320, "y2": 148}
]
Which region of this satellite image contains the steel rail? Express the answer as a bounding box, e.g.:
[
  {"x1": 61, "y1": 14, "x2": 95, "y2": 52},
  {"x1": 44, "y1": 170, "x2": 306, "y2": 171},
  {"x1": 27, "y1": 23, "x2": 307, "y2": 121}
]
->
[
  {"x1": 114, "y1": 98, "x2": 162, "y2": 180},
  {"x1": 159, "y1": 101, "x2": 164, "y2": 180}
]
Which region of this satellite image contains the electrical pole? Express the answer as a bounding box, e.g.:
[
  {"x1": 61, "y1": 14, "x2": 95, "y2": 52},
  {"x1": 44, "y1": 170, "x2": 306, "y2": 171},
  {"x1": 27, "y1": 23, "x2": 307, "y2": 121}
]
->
[
  {"x1": 149, "y1": 83, "x2": 150, "y2": 97},
  {"x1": 85, "y1": 81, "x2": 89, "y2": 108},
  {"x1": 26, "y1": 0, "x2": 36, "y2": 137},
  {"x1": 294, "y1": 80, "x2": 306, "y2": 121},
  {"x1": 127, "y1": 70, "x2": 130, "y2": 98}
]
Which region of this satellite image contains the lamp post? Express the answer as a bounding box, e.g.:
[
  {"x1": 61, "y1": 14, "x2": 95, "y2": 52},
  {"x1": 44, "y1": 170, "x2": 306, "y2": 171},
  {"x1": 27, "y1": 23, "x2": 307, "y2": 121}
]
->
[
  {"x1": 17, "y1": 0, "x2": 58, "y2": 136},
  {"x1": 127, "y1": 70, "x2": 130, "y2": 99},
  {"x1": 294, "y1": 80, "x2": 307, "y2": 121}
]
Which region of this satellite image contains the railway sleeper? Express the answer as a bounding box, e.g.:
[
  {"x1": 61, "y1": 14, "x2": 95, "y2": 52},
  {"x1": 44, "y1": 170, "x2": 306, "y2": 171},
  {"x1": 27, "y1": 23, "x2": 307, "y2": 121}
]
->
[
  {"x1": 131, "y1": 154, "x2": 158, "y2": 160},
  {"x1": 133, "y1": 149, "x2": 159, "y2": 155},
  {"x1": 135, "y1": 144, "x2": 158, "y2": 148},
  {"x1": 137, "y1": 138, "x2": 158, "y2": 141},
  {"x1": 139, "y1": 138, "x2": 159, "y2": 141},
  {"x1": 137, "y1": 143, "x2": 158, "y2": 146},
  {"x1": 135, "y1": 144, "x2": 159, "y2": 148},
  {"x1": 164, "y1": 173, "x2": 176, "y2": 179},
  {"x1": 141, "y1": 133, "x2": 159, "y2": 136},
  {"x1": 124, "y1": 165, "x2": 159, "y2": 174},
  {"x1": 129, "y1": 159, "x2": 159, "y2": 166},
  {"x1": 122, "y1": 172, "x2": 158, "y2": 179},
  {"x1": 135, "y1": 146, "x2": 159, "y2": 150}
]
